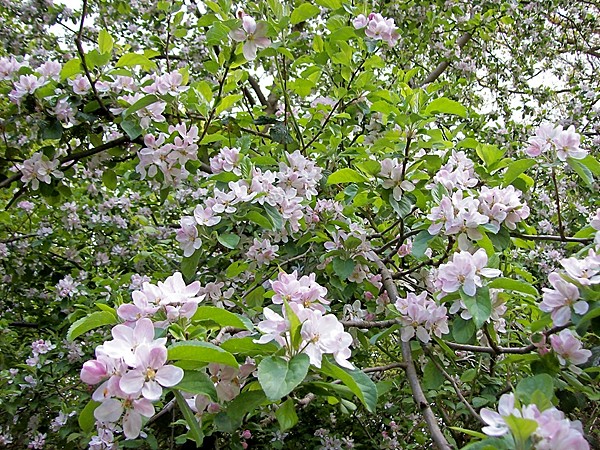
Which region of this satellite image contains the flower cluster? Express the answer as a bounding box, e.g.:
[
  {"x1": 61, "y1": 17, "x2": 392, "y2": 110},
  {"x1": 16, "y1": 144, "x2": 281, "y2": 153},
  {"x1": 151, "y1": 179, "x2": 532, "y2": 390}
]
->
[
  {"x1": 117, "y1": 272, "x2": 204, "y2": 327},
  {"x1": 256, "y1": 270, "x2": 353, "y2": 369},
  {"x1": 25, "y1": 339, "x2": 56, "y2": 367},
  {"x1": 526, "y1": 123, "x2": 587, "y2": 161},
  {"x1": 136, "y1": 123, "x2": 200, "y2": 185},
  {"x1": 435, "y1": 249, "x2": 502, "y2": 296},
  {"x1": 540, "y1": 248, "x2": 599, "y2": 326},
  {"x1": 353, "y1": 13, "x2": 400, "y2": 47},
  {"x1": 394, "y1": 292, "x2": 449, "y2": 343},
  {"x1": 428, "y1": 150, "x2": 478, "y2": 192},
  {"x1": 16, "y1": 152, "x2": 64, "y2": 190},
  {"x1": 481, "y1": 393, "x2": 589, "y2": 449},
  {"x1": 477, "y1": 185, "x2": 530, "y2": 233},
  {"x1": 179, "y1": 149, "x2": 322, "y2": 250},
  {"x1": 80, "y1": 272, "x2": 204, "y2": 442},
  {"x1": 246, "y1": 238, "x2": 279, "y2": 266},
  {"x1": 81, "y1": 317, "x2": 183, "y2": 441},
  {"x1": 322, "y1": 224, "x2": 377, "y2": 282}
]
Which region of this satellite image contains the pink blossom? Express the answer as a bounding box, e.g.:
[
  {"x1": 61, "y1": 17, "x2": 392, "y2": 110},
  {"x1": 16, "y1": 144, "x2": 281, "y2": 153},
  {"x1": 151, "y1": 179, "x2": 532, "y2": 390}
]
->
[
  {"x1": 176, "y1": 216, "x2": 202, "y2": 257},
  {"x1": 119, "y1": 345, "x2": 184, "y2": 400},
  {"x1": 436, "y1": 249, "x2": 501, "y2": 296},
  {"x1": 550, "y1": 329, "x2": 592, "y2": 366},
  {"x1": 229, "y1": 12, "x2": 271, "y2": 61},
  {"x1": 94, "y1": 397, "x2": 154, "y2": 440},
  {"x1": 540, "y1": 272, "x2": 586, "y2": 326}
]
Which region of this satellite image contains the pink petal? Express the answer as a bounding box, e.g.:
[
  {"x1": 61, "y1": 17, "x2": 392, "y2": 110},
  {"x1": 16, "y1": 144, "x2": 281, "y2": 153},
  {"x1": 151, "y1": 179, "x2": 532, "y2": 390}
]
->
[
  {"x1": 142, "y1": 380, "x2": 163, "y2": 401},
  {"x1": 148, "y1": 346, "x2": 168, "y2": 369},
  {"x1": 94, "y1": 398, "x2": 123, "y2": 423},
  {"x1": 229, "y1": 28, "x2": 247, "y2": 42},
  {"x1": 155, "y1": 365, "x2": 184, "y2": 387},
  {"x1": 243, "y1": 41, "x2": 258, "y2": 61},
  {"x1": 123, "y1": 410, "x2": 142, "y2": 439},
  {"x1": 119, "y1": 370, "x2": 145, "y2": 395},
  {"x1": 134, "y1": 318, "x2": 155, "y2": 343},
  {"x1": 134, "y1": 398, "x2": 155, "y2": 417},
  {"x1": 242, "y1": 16, "x2": 256, "y2": 34}
]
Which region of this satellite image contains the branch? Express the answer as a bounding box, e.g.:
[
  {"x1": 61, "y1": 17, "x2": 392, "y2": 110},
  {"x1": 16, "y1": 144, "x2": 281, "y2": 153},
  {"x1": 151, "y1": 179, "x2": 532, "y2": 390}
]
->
[
  {"x1": 247, "y1": 75, "x2": 268, "y2": 107},
  {"x1": 420, "y1": 31, "x2": 473, "y2": 86},
  {"x1": 340, "y1": 318, "x2": 401, "y2": 329},
  {"x1": 444, "y1": 323, "x2": 572, "y2": 355},
  {"x1": 510, "y1": 232, "x2": 593, "y2": 244},
  {"x1": 375, "y1": 256, "x2": 451, "y2": 450}
]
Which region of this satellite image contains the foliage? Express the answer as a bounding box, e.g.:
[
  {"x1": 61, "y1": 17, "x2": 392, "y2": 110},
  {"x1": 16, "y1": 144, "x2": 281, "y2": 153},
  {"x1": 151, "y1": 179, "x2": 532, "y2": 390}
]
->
[{"x1": 0, "y1": 0, "x2": 599, "y2": 449}]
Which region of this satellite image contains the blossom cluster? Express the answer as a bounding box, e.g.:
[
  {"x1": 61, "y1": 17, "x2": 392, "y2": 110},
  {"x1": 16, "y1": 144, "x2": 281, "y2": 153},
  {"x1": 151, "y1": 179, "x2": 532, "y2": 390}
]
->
[
  {"x1": 256, "y1": 270, "x2": 354, "y2": 369},
  {"x1": 322, "y1": 223, "x2": 377, "y2": 282},
  {"x1": 136, "y1": 123, "x2": 200, "y2": 185},
  {"x1": 81, "y1": 272, "x2": 204, "y2": 442},
  {"x1": 353, "y1": 13, "x2": 400, "y2": 47},
  {"x1": 177, "y1": 149, "x2": 322, "y2": 255},
  {"x1": 480, "y1": 393, "x2": 589, "y2": 449},
  {"x1": 550, "y1": 329, "x2": 592, "y2": 369},
  {"x1": 435, "y1": 249, "x2": 502, "y2": 297},
  {"x1": 394, "y1": 292, "x2": 449, "y2": 343},
  {"x1": 540, "y1": 248, "x2": 599, "y2": 326},
  {"x1": 526, "y1": 123, "x2": 587, "y2": 161},
  {"x1": 378, "y1": 157, "x2": 415, "y2": 201},
  {"x1": 428, "y1": 186, "x2": 530, "y2": 246},
  {"x1": 16, "y1": 152, "x2": 64, "y2": 190},
  {"x1": 25, "y1": 339, "x2": 56, "y2": 367}
]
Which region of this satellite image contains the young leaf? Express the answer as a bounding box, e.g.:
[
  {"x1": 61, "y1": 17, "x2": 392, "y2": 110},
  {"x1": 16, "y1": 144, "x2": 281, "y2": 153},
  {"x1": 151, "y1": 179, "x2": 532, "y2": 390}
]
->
[
  {"x1": 319, "y1": 358, "x2": 378, "y2": 413},
  {"x1": 168, "y1": 341, "x2": 239, "y2": 368},
  {"x1": 173, "y1": 390, "x2": 204, "y2": 446},
  {"x1": 275, "y1": 398, "x2": 298, "y2": 431},
  {"x1": 67, "y1": 311, "x2": 118, "y2": 341},
  {"x1": 258, "y1": 354, "x2": 310, "y2": 401},
  {"x1": 460, "y1": 287, "x2": 492, "y2": 329}
]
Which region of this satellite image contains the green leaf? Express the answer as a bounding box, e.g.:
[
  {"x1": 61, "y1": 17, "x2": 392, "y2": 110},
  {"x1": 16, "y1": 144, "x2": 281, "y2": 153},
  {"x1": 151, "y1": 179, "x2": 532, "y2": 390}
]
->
[
  {"x1": 192, "y1": 306, "x2": 250, "y2": 330},
  {"x1": 579, "y1": 155, "x2": 600, "y2": 175},
  {"x1": 258, "y1": 354, "x2": 310, "y2": 401},
  {"x1": 284, "y1": 300, "x2": 303, "y2": 350},
  {"x1": 487, "y1": 278, "x2": 538, "y2": 297},
  {"x1": 425, "y1": 97, "x2": 467, "y2": 117},
  {"x1": 217, "y1": 233, "x2": 240, "y2": 249},
  {"x1": 215, "y1": 94, "x2": 243, "y2": 115},
  {"x1": 355, "y1": 160, "x2": 381, "y2": 175},
  {"x1": 41, "y1": 120, "x2": 63, "y2": 140},
  {"x1": 220, "y1": 337, "x2": 279, "y2": 356},
  {"x1": 332, "y1": 257, "x2": 355, "y2": 280},
  {"x1": 120, "y1": 118, "x2": 143, "y2": 140},
  {"x1": 411, "y1": 230, "x2": 434, "y2": 258},
  {"x1": 290, "y1": 3, "x2": 320, "y2": 24},
  {"x1": 60, "y1": 58, "x2": 82, "y2": 80},
  {"x1": 568, "y1": 157, "x2": 594, "y2": 187},
  {"x1": 503, "y1": 159, "x2": 536, "y2": 186},
  {"x1": 181, "y1": 249, "x2": 201, "y2": 280},
  {"x1": 102, "y1": 169, "x2": 118, "y2": 190},
  {"x1": 116, "y1": 53, "x2": 156, "y2": 70},
  {"x1": 320, "y1": 358, "x2": 378, "y2": 413},
  {"x1": 276, "y1": 398, "x2": 298, "y2": 431},
  {"x1": 422, "y1": 360, "x2": 445, "y2": 390},
  {"x1": 173, "y1": 390, "x2": 204, "y2": 446},
  {"x1": 168, "y1": 341, "x2": 239, "y2": 368},
  {"x1": 460, "y1": 287, "x2": 492, "y2": 329},
  {"x1": 123, "y1": 94, "x2": 158, "y2": 118},
  {"x1": 314, "y1": 0, "x2": 342, "y2": 9},
  {"x1": 79, "y1": 400, "x2": 100, "y2": 432},
  {"x1": 476, "y1": 144, "x2": 504, "y2": 167},
  {"x1": 214, "y1": 390, "x2": 266, "y2": 432},
  {"x1": 327, "y1": 168, "x2": 367, "y2": 184},
  {"x1": 516, "y1": 374, "x2": 554, "y2": 405},
  {"x1": 504, "y1": 414, "x2": 538, "y2": 446},
  {"x1": 98, "y1": 29, "x2": 114, "y2": 54},
  {"x1": 269, "y1": 122, "x2": 294, "y2": 144},
  {"x1": 246, "y1": 210, "x2": 273, "y2": 230},
  {"x1": 452, "y1": 316, "x2": 476, "y2": 343},
  {"x1": 174, "y1": 370, "x2": 218, "y2": 401},
  {"x1": 264, "y1": 204, "x2": 284, "y2": 230},
  {"x1": 67, "y1": 311, "x2": 118, "y2": 341}
]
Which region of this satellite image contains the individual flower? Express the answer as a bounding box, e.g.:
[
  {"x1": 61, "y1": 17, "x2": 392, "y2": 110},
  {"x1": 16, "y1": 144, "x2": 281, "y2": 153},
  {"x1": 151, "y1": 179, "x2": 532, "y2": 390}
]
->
[
  {"x1": 550, "y1": 329, "x2": 592, "y2": 366},
  {"x1": 94, "y1": 396, "x2": 154, "y2": 440},
  {"x1": 540, "y1": 272, "x2": 587, "y2": 326},
  {"x1": 229, "y1": 10, "x2": 271, "y2": 61},
  {"x1": 119, "y1": 345, "x2": 184, "y2": 401}
]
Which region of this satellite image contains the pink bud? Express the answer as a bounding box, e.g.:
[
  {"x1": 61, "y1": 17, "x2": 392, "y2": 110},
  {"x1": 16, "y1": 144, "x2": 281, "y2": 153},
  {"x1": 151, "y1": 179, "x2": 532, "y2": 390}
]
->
[{"x1": 80, "y1": 360, "x2": 108, "y2": 385}]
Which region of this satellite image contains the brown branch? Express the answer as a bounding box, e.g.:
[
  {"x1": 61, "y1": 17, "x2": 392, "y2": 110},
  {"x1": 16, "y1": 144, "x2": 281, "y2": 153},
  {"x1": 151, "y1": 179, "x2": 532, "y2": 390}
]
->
[
  {"x1": 375, "y1": 256, "x2": 451, "y2": 450},
  {"x1": 362, "y1": 362, "x2": 407, "y2": 373},
  {"x1": 420, "y1": 31, "x2": 473, "y2": 86},
  {"x1": 510, "y1": 232, "x2": 593, "y2": 244},
  {"x1": 551, "y1": 166, "x2": 565, "y2": 240},
  {"x1": 444, "y1": 323, "x2": 572, "y2": 355},
  {"x1": 340, "y1": 318, "x2": 401, "y2": 329},
  {"x1": 247, "y1": 75, "x2": 268, "y2": 107}
]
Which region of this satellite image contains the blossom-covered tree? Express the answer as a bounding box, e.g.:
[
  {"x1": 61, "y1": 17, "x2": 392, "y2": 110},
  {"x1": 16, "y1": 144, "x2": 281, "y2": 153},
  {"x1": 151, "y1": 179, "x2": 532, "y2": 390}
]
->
[{"x1": 0, "y1": 0, "x2": 599, "y2": 449}]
